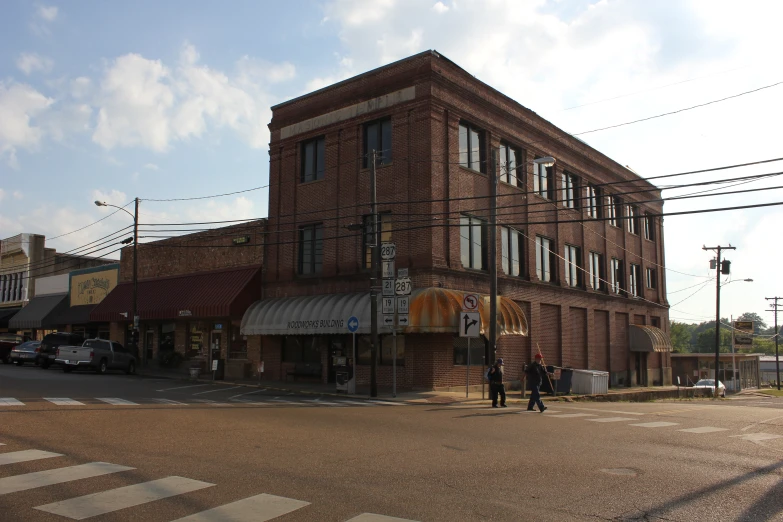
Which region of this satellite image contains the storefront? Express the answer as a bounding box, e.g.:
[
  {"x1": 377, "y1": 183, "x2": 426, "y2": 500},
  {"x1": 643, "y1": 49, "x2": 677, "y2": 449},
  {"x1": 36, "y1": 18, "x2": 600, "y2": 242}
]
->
[
  {"x1": 91, "y1": 266, "x2": 261, "y2": 379},
  {"x1": 241, "y1": 287, "x2": 528, "y2": 390},
  {"x1": 0, "y1": 307, "x2": 22, "y2": 333},
  {"x1": 51, "y1": 265, "x2": 118, "y2": 338},
  {"x1": 671, "y1": 353, "x2": 760, "y2": 391},
  {"x1": 8, "y1": 292, "x2": 69, "y2": 340}
]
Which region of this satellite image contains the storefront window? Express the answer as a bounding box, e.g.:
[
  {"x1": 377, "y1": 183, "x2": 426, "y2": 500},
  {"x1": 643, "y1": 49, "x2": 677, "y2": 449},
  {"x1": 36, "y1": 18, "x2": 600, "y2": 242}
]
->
[
  {"x1": 453, "y1": 337, "x2": 486, "y2": 366},
  {"x1": 282, "y1": 336, "x2": 324, "y2": 363},
  {"x1": 159, "y1": 323, "x2": 175, "y2": 352},
  {"x1": 229, "y1": 323, "x2": 248, "y2": 359},
  {"x1": 356, "y1": 335, "x2": 404, "y2": 365},
  {"x1": 187, "y1": 322, "x2": 204, "y2": 358}
]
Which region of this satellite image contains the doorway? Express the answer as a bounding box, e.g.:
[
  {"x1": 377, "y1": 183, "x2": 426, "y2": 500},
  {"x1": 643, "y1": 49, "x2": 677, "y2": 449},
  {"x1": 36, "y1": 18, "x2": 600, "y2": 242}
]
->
[
  {"x1": 328, "y1": 338, "x2": 345, "y2": 384},
  {"x1": 145, "y1": 330, "x2": 154, "y2": 363},
  {"x1": 210, "y1": 331, "x2": 222, "y2": 364},
  {"x1": 635, "y1": 353, "x2": 648, "y2": 386}
]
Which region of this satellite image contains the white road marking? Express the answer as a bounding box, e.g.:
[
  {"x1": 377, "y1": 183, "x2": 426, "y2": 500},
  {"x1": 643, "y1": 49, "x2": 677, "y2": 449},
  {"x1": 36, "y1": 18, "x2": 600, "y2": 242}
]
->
[
  {"x1": 156, "y1": 384, "x2": 211, "y2": 392},
  {"x1": 554, "y1": 406, "x2": 646, "y2": 416},
  {"x1": 96, "y1": 398, "x2": 139, "y2": 406},
  {"x1": 192, "y1": 399, "x2": 231, "y2": 406},
  {"x1": 192, "y1": 386, "x2": 242, "y2": 396},
  {"x1": 268, "y1": 399, "x2": 302, "y2": 405},
  {"x1": 367, "y1": 400, "x2": 407, "y2": 406},
  {"x1": 44, "y1": 398, "x2": 84, "y2": 406},
  {"x1": 151, "y1": 399, "x2": 188, "y2": 405},
  {"x1": 630, "y1": 422, "x2": 679, "y2": 428},
  {"x1": 586, "y1": 417, "x2": 634, "y2": 423},
  {"x1": 338, "y1": 400, "x2": 377, "y2": 406},
  {"x1": 679, "y1": 427, "x2": 729, "y2": 434},
  {"x1": 228, "y1": 389, "x2": 267, "y2": 400},
  {"x1": 304, "y1": 399, "x2": 345, "y2": 406},
  {"x1": 345, "y1": 514, "x2": 419, "y2": 521},
  {"x1": 0, "y1": 450, "x2": 63, "y2": 466},
  {"x1": 169, "y1": 493, "x2": 310, "y2": 521},
  {"x1": 547, "y1": 413, "x2": 596, "y2": 418},
  {"x1": 0, "y1": 398, "x2": 24, "y2": 406},
  {"x1": 34, "y1": 476, "x2": 214, "y2": 520},
  {"x1": 0, "y1": 462, "x2": 134, "y2": 495},
  {"x1": 732, "y1": 433, "x2": 783, "y2": 442}
]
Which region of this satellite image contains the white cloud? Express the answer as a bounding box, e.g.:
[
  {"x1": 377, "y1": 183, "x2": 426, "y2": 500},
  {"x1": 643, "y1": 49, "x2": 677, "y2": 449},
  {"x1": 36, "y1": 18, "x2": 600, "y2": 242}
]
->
[
  {"x1": 432, "y1": 2, "x2": 449, "y2": 13},
  {"x1": 70, "y1": 77, "x2": 92, "y2": 99},
  {"x1": 13, "y1": 191, "x2": 23, "y2": 200},
  {"x1": 183, "y1": 196, "x2": 256, "y2": 223},
  {"x1": 16, "y1": 53, "x2": 54, "y2": 75},
  {"x1": 0, "y1": 189, "x2": 5, "y2": 201},
  {"x1": 92, "y1": 189, "x2": 128, "y2": 208},
  {"x1": 41, "y1": 103, "x2": 92, "y2": 141},
  {"x1": 0, "y1": 81, "x2": 54, "y2": 168},
  {"x1": 37, "y1": 5, "x2": 58, "y2": 21},
  {"x1": 143, "y1": 163, "x2": 160, "y2": 170}
]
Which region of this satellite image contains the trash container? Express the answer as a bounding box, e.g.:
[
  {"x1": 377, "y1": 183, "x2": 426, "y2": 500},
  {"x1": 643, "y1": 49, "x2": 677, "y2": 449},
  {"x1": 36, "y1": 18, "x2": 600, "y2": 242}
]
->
[{"x1": 571, "y1": 369, "x2": 609, "y2": 395}]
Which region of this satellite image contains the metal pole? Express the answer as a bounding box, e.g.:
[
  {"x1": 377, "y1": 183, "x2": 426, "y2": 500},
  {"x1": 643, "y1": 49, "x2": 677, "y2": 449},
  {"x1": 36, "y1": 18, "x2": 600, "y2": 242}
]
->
[
  {"x1": 482, "y1": 355, "x2": 485, "y2": 400},
  {"x1": 731, "y1": 315, "x2": 737, "y2": 393},
  {"x1": 466, "y1": 338, "x2": 470, "y2": 398},
  {"x1": 768, "y1": 298, "x2": 781, "y2": 390},
  {"x1": 133, "y1": 197, "x2": 140, "y2": 365},
  {"x1": 352, "y1": 332, "x2": 356, "y2": 395},
  {"x1": 489, "y1": 148, "x2": 498, "y2": 363},
  {"x1": 714, "y1": 246, "x2": 721, "y2": 398},
  {"x1": 370, "y1": 150, "x2": 379, "y2": 398},
  {"x1": 393, "y1": 328, "x2": 397, "y2": 398}
]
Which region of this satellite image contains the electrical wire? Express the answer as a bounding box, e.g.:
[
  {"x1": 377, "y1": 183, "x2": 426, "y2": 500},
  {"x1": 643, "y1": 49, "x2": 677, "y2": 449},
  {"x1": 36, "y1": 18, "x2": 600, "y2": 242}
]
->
[{"x1": 47, "y1": 201, "x2": 135, "y2": 242}]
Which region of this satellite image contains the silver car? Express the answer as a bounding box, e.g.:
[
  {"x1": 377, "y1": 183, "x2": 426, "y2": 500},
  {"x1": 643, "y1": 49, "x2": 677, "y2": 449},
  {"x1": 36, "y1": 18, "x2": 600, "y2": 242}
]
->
[
  {"x1": 10, "y1": 341, "x2": 43, "y2": 366},
  {"x1": 693, "y1": 379, "x2": 726, "y2": 397}
]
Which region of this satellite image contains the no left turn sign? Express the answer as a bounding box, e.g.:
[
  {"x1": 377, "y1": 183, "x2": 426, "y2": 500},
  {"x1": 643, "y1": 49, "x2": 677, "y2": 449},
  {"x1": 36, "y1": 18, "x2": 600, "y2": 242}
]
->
[{"x1": 463, "y1": 293, "x2": 479, "y2": 311}]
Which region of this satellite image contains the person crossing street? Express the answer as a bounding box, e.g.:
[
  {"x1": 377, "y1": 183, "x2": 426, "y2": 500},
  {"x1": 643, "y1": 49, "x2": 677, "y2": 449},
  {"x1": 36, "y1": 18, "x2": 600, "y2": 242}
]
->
[
  {"x1": 488, "y1": 358, "x2": 507, "y2": 408},
  {"x1": 525, "y1": 353, "x2": 552, "y2": 412}
]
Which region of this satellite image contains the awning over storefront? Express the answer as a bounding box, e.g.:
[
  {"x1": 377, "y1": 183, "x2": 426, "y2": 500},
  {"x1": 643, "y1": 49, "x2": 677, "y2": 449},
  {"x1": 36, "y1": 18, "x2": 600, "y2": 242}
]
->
[
  {"x1": 0, "y1": 307, "x2": 22, "y2": 328},
  {"x1": 241, "y1": 287, "x2": 528, "y2": 338},
  {"x1": 630, "y1": 325, "x2": 673, "y2": 353},
  {"x1": 54, "y1": 305, "x2": 99, "y2": 326},
  {"x1": 90, "y1": 266, "x2": 261, "y2": 322},
  {"x1": 8, "y1": 293, "x2": 69, "y2": 329}
]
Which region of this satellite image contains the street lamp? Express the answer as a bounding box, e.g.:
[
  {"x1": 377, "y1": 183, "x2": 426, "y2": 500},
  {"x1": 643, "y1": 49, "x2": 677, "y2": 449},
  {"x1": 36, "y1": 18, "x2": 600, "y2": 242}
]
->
[{"x1": 95, "y1": 198, "x2": 140, "y2": 365}]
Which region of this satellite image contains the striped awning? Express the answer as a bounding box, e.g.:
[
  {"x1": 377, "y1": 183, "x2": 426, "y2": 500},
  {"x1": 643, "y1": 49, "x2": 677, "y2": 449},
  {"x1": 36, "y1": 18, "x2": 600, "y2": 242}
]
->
[{"x1": 630, "y1": 325, "x2": 673, "y2": 353}]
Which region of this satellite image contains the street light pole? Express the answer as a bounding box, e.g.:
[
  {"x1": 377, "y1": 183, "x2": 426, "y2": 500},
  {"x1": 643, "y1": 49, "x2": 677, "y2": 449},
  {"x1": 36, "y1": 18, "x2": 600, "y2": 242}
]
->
[
  {"x1": 703, "y1": 244, "x2": 735, "y2": 397},
  {"x1": 369, "y1": 150, "x2": 379, "y2": 398}
]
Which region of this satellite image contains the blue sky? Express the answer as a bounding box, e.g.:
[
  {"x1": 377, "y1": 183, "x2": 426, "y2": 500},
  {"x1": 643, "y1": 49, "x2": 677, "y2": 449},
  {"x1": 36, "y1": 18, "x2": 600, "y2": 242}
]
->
[{"x1": 1, "y1": 0, "x2": 782, "y2": 326}]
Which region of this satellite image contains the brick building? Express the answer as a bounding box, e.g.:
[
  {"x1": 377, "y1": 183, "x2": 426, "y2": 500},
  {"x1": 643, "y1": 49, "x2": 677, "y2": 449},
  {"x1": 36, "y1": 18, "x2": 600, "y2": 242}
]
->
[
  {"x1": 241, "y1": 50, "x2": 672, "y2": 391},
  {"x1": 91, "y1": 220, "x2": 265, "y2": 380}
]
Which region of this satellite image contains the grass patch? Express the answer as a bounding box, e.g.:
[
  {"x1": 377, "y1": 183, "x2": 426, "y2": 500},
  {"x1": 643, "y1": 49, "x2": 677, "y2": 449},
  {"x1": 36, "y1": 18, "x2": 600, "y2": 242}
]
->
[{"x1": 757, "y1": 389, "x2": 783, "y2": 397}]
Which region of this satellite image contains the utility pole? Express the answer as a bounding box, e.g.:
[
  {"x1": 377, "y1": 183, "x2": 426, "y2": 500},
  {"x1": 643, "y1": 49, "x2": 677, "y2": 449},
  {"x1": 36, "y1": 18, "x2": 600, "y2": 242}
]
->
[
  {"x1": 488, "y1": 148, "x2": 498, "y2": 365},
  {"x1": 133, "y1": 197, "x2": 140, "y2": 365},
  {"x1": 703, "y1": 244, "x2": 735, "y2": 397},
  {"x1": 369, "y1": 150, "x2": 379, "y2": 398},
  {"x1": 766, "y1": 296, "x2": 781, "y2": 390}
]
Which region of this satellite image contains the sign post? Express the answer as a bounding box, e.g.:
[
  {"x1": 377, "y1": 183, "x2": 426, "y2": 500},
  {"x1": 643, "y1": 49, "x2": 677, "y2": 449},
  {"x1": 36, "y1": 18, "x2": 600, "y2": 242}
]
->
[
  {"x1": 394, "y1": 269, "x2": 412, "y2": 398},
  {"x1": 460, "y1": 294, "x2": 480, "y2": 398},
  {"x1": 347, "y1": 316, "x2": 360, "y2": 394}
]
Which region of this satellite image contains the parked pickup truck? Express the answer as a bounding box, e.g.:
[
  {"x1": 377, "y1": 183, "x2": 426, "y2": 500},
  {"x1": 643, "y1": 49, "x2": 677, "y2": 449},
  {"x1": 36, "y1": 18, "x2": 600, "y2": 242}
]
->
[{"x1": 55, "y1": 339, "x2": 137, "y2": 375}]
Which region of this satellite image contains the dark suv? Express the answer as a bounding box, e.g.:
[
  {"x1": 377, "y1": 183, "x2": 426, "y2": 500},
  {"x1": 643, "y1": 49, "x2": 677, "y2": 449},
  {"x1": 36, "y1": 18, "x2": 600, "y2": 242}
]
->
[{"x1": 40, "y1": 332, "x2": 85, "y2": 369}]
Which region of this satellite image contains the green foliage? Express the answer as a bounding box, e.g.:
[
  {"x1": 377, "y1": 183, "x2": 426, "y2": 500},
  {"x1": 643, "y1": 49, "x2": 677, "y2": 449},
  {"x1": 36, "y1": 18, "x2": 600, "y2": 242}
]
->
[
  {"x1": 695, "y1": 328, "x2": 733, "y2": 353},
  {"x1": 670, "y1": 322, "x2": 694, "y2": 353},
  {"x1": 736, "y1": 312, "x2": 767, "y2": 333}
]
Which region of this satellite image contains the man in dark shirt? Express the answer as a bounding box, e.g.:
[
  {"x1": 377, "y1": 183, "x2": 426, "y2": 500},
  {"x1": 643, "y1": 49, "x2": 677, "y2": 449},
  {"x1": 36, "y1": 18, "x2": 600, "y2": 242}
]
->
[
  {"x1": 488, "y1": 358, "x2": 506, "y2": 408},
  {"x1": 525, "y1": 353, "x2": 551, "y2": 412}
]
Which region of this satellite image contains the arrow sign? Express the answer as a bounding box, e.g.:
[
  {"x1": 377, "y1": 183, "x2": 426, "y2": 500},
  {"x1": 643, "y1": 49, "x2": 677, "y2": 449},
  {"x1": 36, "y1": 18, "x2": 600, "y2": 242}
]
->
[
  {"x1": 347, "y1": 316, "x2": 359, "y2": 333},
  {"x1": 460, "y1": 312, "x2": 480, "y2": 338},
  {"x1": 398, "y1": 314, "x2": 409, "y2": 326}
]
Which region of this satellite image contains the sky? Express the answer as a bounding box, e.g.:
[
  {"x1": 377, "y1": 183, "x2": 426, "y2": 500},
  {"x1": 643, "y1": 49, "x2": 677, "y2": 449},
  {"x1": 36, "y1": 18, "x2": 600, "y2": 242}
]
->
[{"x1": 1, "y1": 0, "x2": 782, "y2": 328}]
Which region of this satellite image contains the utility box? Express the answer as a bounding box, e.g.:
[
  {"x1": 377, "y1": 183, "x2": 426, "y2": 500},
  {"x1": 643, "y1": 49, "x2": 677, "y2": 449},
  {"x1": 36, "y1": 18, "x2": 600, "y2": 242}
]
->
[{"x1": 571, "y1": 369, "x2": 609, "y2": 395}]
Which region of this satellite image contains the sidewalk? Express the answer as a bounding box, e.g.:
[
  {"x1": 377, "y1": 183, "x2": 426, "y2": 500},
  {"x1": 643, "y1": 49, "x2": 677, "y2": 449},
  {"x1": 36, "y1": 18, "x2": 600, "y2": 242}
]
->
[{"x1": 138, "y1": 367, "x2": 711, "y2": 404}]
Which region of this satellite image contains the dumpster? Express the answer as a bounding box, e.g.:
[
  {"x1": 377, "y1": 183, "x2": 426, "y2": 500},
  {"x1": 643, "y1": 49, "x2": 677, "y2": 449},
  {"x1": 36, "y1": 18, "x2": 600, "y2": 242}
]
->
[
  {"x1": 571, "y1": 369, "x2": 609, "y2": 395},
  {"x1": 531, "y1": 366, "x2": 573, "y2": 395}
]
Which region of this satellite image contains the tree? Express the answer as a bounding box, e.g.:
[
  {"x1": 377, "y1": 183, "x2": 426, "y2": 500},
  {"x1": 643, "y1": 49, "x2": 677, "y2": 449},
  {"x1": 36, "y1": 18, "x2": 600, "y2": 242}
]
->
[
  {"x1": 696, "y1": 328, "x2": 733, "y2": 353},
  {"x1": 670, "y1": 322, "x2": 694, "y2": 353},
  {"x1": 737, "y1": 312, "x2": 767, "y2": 333}
]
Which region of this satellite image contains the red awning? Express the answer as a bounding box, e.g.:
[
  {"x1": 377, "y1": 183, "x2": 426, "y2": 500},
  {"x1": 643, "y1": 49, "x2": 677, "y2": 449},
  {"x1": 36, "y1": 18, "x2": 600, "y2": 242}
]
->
[{"x1": 90, "y1": 266, "x2": 261, "y2": 322}]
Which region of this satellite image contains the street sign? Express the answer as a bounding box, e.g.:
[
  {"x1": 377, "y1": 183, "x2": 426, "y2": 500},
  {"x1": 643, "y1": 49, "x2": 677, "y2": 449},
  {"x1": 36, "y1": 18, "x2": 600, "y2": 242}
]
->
[
  {"x1": 397, "y1": 296, "x2": 410, "y2": 314},
  {"x1": 395, "y1": 277, "x2": 412, "y2": 296},
  {"x1": 383, "y1": 315, "x2": 395, "y2": 327},
  {"x1": 382, "y1": 260, "x2": 395, "y2": 278},
  {"x1": 212, "y1": 360, "x2": 219, "y2": 371},
  {"x1": 382, "y1": 297, "x2": 395, "y2": 314},
  {"x1": 347, "y1": 316, "x2": 360, "y2": 333},
  {"x1": 462, "y1": 293, "x2": 479, "y2": 311},
  {"x1": 397, "y1": 268, "x2": 409, "y2": 278},
  {"x1": 733, "y1": 320, "x2": 753, "y2": 345},
  {"x1": 381, "y1": 243, "x2": 396, "y2": 260},
  {"x1": 398, "y1": 314, "x2": 409, "y2": 326},
  {"x1": 460, "y1": 312, "x2": 480, "y2": 338},
  {"x1": 382, "y1": 279, "x2": 394, "y2": 296}
]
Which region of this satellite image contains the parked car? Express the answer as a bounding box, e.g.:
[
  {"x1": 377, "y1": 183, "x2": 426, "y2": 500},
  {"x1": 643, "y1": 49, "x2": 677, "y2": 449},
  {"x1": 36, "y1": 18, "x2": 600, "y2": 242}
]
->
[
  {"x1": 39, "y1": 332, "x2": 86, "y2": 369},
  {"x1": 693, "y1": 379, "x2": 726, "y2": 397},
  {"x1": 0, "y1": 334, "x2": 31, "y2": 364},
  {"x1": 55, "y1": 339, "x2": 136, "y2": 375},
  {"x1": 10, "y1": 341, "x2": 43, "y2": 366}
]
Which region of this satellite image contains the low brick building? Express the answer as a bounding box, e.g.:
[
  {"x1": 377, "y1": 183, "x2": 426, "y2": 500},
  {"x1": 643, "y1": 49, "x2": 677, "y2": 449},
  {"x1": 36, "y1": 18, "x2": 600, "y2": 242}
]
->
[{"x1": 241, "y1": 50, "x2": 672, "y2": 391}]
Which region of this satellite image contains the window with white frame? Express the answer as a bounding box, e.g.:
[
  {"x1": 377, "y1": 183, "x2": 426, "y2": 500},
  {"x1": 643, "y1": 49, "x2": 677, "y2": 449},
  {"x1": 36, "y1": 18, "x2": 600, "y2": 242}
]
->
[
  {"x1": 646, "y1": 267, "x2": 657, "y2": 289},
  {"x1": 501, "y1": 226, "x2": 524, "y2": 277},
  {"x1": 586, "y1": 184, "x2": 600, "y2": 218},
  {"x1": 459, "y1": 122, "x2": 485, "y2": 173},
  {"x1": 535, "y1": 236, "x2": 555, "y2": 282},
  {"x1": 564, "y1": 244, "x2": 581, "y2": 287},
  {"x1": 533, "y1": 161, "x2": 554, "y2": 199},
  {"x1": 626, "y1": 205, "x2": 638, "y2": 234},
  {"x1": 460, "y1": 215, "x2": 486, "y2": 270},
  {"x1": 588, "y1": 252, "x2": 604, "y2": 290},
  {"x1": 610, "y1": 258, "x2": 623, "y2": 294},
  {"x1": 499, "y1": 142, "x2": 522, "y2": 187},
  {"x1": 607, "y1": 195, "x2": 621, "y2": 227},
  {"x1": 629, "y1": 264, "x2": 641, "y2": 297},
  {"x1": 562, "y1": 172, "x2": 578, "y2": 209},
  {"x1": 644, "y1": 214, "x2": 655, "y2": 241}
]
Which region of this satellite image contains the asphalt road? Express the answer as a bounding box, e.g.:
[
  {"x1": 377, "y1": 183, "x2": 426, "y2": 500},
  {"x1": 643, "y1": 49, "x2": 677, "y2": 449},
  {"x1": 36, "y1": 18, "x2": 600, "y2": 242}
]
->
[{"x1": 2, "y1": 364, "x2": 783, "y2": 521}]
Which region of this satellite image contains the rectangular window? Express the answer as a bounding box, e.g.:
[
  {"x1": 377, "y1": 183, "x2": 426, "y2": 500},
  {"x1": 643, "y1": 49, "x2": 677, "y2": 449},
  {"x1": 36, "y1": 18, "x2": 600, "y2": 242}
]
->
[
  {"x1": 646, "y1": 267, "x2": 657, "y2": 289},
  {"x1": 298, "y1": 224, "x2": 324, "y2": 275},
  {"x1": 363, "y1": 118, "x2": 392, "y2": 168},
  {"x1": 562, "y1": 172, "x2": 578, "y2": 209},
  {"x1": 460, "y1": 215, "x2": 486, "y2": 270},
  {"x1": 586, "y1": 184, "x2": 600, "y2": 218},
  {"x1": 535, "y1": 236, "x2": 555, "y2": 282},
  {"x1": 588, "y1": 252, "x2": 604, "y2": 290},
  {"x1": 626, "y1": 205, "x2": 638, "y2": 234},
  {"x1": 607, "y1": 195, "x2": 622, "y2": 227},
  {"x1": 282, "y1": 336, "x2": 324, "y2": 364},
  {"x1": 629, "y1": 264, "x2": 641, "y2": 297},
  {"x1": 610, "y1": 258, "x2": 623, "y2": 294},
  {"x1": 459, "y1": 122, "x2": 485, "y2": 172},
  {"x1": 301, "y1": 137, "x2": 325, "y2": 182},
  {"x1": 534, "y1": 162, "x2": 554, "y2": 199},
  {"x1": 453, "y1": 337, "x2": 485, "y2": 366},
  {"x1": 564, "y1": 244, "x2": 581, "y2": 287},
  {"x1": 362, "y1": 214, "x2": 392, "y2": 269},
  {"x1": 644, "y1": 214, "x2": 655, "y2": 241},
  {"x1": 501, "y1": 227, "x2": 523, "y2": 277},
  {"x1": 499, "y1": 142, "x2": 521, "y2": 186}
]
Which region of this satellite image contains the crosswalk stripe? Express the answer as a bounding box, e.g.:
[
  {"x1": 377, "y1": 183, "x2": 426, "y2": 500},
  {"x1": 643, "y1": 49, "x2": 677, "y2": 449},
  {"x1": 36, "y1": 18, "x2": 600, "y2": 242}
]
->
[
  {"x1": 304, "y1": 400, "x2": 346, "y2": 406},
  {"x1": 678, "y1": 427, "x2": 728, "y2": 434},
  {"x1": 586, "y1": 417, "x2": 634, "y2": 423},
  {"x1": 0, "y1": 450, "x2": 63, "y2": 466},
  {"x1": 338, "y1": 400, "x2": 376, "y2": 406},
  {"x1": 345, "y1": 514, "x2": 419, "y2": 521},
  {"x1": 44, "y1": 398, "x2": 84, "y2": 406},
  {"x1": 169, "y1": 493, "x2": 310, "y2": 521},
  {"x1": 0, "y1": 462, "x2": 134, "y2": 495},
  {"x1": 731, "y1": 433, "x2": 783, "y2": 442},
  {"x1": 630, "y1": 422, "x2": 679, "y2": 428},
  {"x1": 367, "y1": 400, "x2": 407, "y2": 406},
  {"x1": 34, "y1": 476, "x2": 214, "y2": 520},
  {"x1": 547, "y1": 413, "x2": 596, "y2": 418},
  {"x1": 0, "y1": 398, "x2": 24, "y2": 406},
  {"x1": 192, "y1": 399, "x2": 231, "y2": 406},
  {"x1": 97, "y1": 398, "x2": 139, "y2": 406},
  {"x1": 152, "y1": 399, "x2": 188, "y2": 405}
]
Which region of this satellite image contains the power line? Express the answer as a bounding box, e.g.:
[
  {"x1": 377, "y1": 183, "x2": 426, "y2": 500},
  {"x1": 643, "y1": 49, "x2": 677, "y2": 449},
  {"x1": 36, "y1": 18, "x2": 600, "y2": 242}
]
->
[
  {"x1": 141, "y1": 185, "x2": 270, "y2": 202},
  {"x1": 46, "y1": 201, "x2": 134, "y2": 241}
]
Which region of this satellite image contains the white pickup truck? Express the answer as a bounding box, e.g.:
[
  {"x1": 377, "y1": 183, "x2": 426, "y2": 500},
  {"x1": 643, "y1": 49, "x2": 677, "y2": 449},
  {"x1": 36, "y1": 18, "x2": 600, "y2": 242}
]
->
[{"x1": 55, "y1": 339, "x2": 137, "y2": 375}]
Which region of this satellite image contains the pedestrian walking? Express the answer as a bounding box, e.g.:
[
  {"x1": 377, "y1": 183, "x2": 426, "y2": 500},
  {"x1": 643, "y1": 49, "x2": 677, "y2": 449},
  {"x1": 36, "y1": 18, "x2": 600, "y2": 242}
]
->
[
  {"x1": 488, "y1": 358, "x2": 506, "y2": 408},
  {"x1": 525, "y1": 353, "x2": 552, "y2": 412}
]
